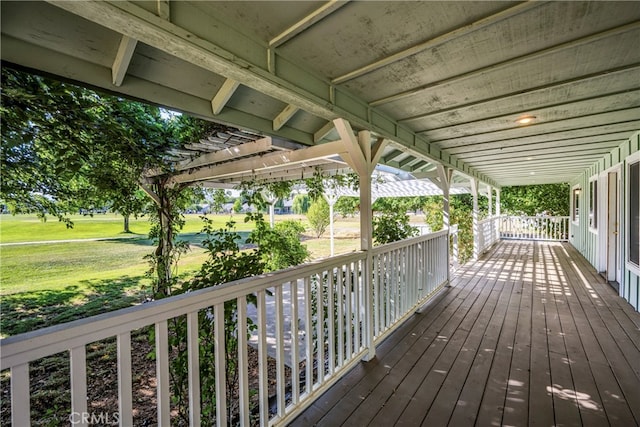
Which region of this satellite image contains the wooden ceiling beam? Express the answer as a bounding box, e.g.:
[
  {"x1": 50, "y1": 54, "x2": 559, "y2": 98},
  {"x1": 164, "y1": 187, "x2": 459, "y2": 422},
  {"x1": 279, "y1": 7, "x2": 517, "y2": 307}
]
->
[
  {"x1": 269, "y1": 0, "x2": 349, "y2": 48},
  {"x1": 273, "y1": 104, "x2": 299, "y2": 131},
  {"x1": 211, "y1": 78, "x2": 240, "y2": 115},
  {"x1": 111, "y1": 35, "x2": 137, "y2": 86}
]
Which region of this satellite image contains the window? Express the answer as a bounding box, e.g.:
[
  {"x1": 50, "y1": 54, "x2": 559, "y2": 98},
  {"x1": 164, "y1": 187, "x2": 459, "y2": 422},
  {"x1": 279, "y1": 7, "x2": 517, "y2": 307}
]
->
[
  {"x1": 627, "y1": 152, "x2": 640, "y2": 273},
  {"x1": 572, "y1": 186, "x2": 581, "y2": 224},
  {"x1": 589, "y1": 178, "x2": 598, "y2": 230}
]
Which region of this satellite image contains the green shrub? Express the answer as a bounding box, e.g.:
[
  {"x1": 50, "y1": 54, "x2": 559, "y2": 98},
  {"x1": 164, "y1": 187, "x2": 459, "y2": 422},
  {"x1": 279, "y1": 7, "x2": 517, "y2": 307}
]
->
[{"x1": 372, "y1": 211, "x2": 418, "y2": 245}]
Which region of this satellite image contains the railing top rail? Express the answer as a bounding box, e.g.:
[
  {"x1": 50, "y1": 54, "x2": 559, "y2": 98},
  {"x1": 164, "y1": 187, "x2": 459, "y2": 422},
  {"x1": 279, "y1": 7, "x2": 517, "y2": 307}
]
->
[
  {"x1": 371, "y1": 228, "x2": 448, "y2": 255},
  {"x1": 1, "y1": 250, "x2": 366, "y2": 370},
  {"x1": 502, "y1": 215, "x2": 570, "y2": 220}
]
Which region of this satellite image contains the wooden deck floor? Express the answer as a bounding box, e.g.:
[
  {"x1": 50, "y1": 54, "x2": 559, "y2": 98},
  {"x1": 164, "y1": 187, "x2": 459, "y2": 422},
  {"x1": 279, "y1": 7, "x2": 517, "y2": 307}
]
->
[{"x1": 291, "y1": 241, "x2": 640, "y2": 426}]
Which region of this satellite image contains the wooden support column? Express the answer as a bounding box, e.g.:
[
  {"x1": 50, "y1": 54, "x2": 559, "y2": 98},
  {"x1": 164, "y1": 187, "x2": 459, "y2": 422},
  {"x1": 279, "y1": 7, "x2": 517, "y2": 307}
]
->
[
  {"x1": 471, "y1": 179, "x2": 479, "y2": 260},
  {"x1": 334, "y1": 118, "x2": 375, "y2": 361},
  {"x1": 435, "y1": 165, "x2": 453, "y2": 284},
  {"x1": 435, "y1": 165, "x2": 453, "y2": 229},
  {"x1": 488, "y1": 185, "x2": 493, "y2": 217},
  {"x1": 323, "y1": 188, "x2": 339, "y2": 257},
  {"x1": 496, "y1": 188, "x2": 501, "y2": 217}
]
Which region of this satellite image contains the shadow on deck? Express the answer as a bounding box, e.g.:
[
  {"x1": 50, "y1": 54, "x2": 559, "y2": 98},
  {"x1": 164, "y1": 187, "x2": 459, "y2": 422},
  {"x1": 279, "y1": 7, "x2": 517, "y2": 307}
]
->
[{"x1": 292, "y1": 240, "x2": 640, "y2": 426}]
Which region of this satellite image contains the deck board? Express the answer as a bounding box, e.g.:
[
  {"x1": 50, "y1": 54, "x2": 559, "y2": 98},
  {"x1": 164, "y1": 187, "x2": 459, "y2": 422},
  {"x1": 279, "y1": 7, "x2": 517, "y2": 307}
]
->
[{"x1": 290, "y1": 241, "x2": 640, "y2": 427}]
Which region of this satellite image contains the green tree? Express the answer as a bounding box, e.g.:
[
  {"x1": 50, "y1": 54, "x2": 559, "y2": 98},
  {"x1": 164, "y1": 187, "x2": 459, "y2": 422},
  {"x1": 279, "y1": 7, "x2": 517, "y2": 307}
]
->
[
  {"x1": 500, "y1": 184, "x2": 570, "y2": 216},
  {"x1": 335, "y1": 196, "x2": 359, "y2": 217},
  {"x1": 306, "y1": 198, "x2": 330, "y2": 238},
  {"x1": 372, "y1": 211, "x2": 418, "y2": 245},
  {"x1": 292, "y1": 194, "x2": 311, "y2": 214},
  {"x1": 0, "y1": 67, "x2": 177, "y2": 230},
  {"x1": 232, "y1": 198, "x2": 243, "y2": 213},
  {"x1": 210, "y1": 188, "x2": 227, "y2": 213}
]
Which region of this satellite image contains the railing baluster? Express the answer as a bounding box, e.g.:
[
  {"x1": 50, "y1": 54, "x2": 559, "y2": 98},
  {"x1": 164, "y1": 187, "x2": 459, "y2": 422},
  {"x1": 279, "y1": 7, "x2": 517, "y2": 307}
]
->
[
  {"x1": 304, "y1": 276, "x2": 313, "y2": 394},
  {"x1": 214, "y1": 303, "x2": 227, "y2": 427},
  {"x1": 70, "y1": 346, "x2": 88, "y2": 426},
  {"x1": 317, "y1": 273, "x2": 325, "y2": 381},
  {"x1": 372, "y1": 255, "x2": 379, "y2": 337},
  {"x1": 187, "y1": 312, "x2": 201, "y2": 427},
  {"x1": 345, "y1": 264, "x2": 352, "y2": 359},
  {"x1": 11, "y1": 363, "x2": 30, "y2": 427},
  {"x1": 275, "y1": 285, "x2": 285, "y2": 417},
  {"x1": 237, "y1": 296, "x2": 249, "y2": 427},
  {"x1": 385, "y1": 253, "x2": 391, "y2": 330},
  {"x1": 354, "y1": 263, "x2": 360, "y2": 352},
  {"x1": 117, "y1": 332, "x2": 133, "y2": 427},
  {"x1": 155, "y1": 321, "x2": 170, "y2": 427},
  {"x1": 290, "y1": 281, "x2": 300, "y2": 404},
  {"x1": 336, "y1": 268, "x2": 344, "y2": 367},
  {"x1": 256, "y1": 290, "x2": 268, "y2": 426},
  {"x1": 327, "y1": 271, "x2": 335, "y2": 376}
]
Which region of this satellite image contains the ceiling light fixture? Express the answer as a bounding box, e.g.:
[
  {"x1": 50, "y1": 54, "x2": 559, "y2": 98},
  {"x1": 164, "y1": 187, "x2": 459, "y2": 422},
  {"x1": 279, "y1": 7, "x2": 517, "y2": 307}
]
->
[{"x1": 516, "y1": 115, "x2": 536, "y2": 125}]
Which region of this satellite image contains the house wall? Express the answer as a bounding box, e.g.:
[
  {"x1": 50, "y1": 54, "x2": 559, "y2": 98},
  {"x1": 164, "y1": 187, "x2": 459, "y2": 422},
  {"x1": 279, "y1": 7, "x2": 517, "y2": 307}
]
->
[{"x1": 570, "y1": 131, "x2": 640, "y2": 311}]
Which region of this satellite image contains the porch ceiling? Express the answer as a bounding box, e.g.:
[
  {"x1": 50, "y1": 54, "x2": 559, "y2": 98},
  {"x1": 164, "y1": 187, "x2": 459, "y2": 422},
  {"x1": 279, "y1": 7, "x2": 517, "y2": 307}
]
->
[{"x1": 2, "y1": 1, "x2": 639, "y2": 187}]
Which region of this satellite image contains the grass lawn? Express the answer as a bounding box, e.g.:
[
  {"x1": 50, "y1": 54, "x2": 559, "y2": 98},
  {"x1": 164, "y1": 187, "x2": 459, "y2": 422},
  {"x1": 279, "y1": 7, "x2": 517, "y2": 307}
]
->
[{"x1": 0, "y1": 213, "x2": 370, "y2": 337}]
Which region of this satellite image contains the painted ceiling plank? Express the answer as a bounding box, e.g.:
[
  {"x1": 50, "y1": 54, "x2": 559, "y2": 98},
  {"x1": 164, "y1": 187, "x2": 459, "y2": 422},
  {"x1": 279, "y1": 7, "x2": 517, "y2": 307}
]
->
[
  {"x1": 313, "y1": 121, "x2": 335, "y2": 143},
  {"x1": 400, "y1": 74, "x2": 640, "y2": 125},
  {"x1": 371, "y1": 22, "x2": 640, "y2": 108},
  {"x1": 449, "y1": 134, "x2": 632, "y2": 156},
  {"x1": 273, "y1": 104, "x2": 299, "y2": 131},
  {"x1": 169, "y1": 139, "x2": 347, "y2": 184},
  {"x1": 332, "y1": 1, "x2": 542, "y2": 85},
  {"x1": 111, "y1": 35, "x2": 138, "y2": 86},
  {"x1": 176, "y1": 137, "x2": 275, "y2": 171},
  {"x1": 211, "y1": 78, "x2": 240, "y2": 115},
  {"x1": 269, "y1": 0, "x2": 349, "y2": 48}
]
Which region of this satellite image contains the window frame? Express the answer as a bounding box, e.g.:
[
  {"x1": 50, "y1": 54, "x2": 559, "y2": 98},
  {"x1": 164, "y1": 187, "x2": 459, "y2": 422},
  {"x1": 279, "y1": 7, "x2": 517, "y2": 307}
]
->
[
  {"x1": 588, "y1": 176, "x2": 598, "y2": 232},
  {"x1": 571, "y1": 184, "x2": 581, "y2": 225},
  {"x1": 626, "y1": 151, "x2": 640, "y2": 276}
]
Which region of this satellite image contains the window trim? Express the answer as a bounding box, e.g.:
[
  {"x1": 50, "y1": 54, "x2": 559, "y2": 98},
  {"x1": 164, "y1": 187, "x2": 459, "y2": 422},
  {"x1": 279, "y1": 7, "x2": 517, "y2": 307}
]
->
[
  {"x1": 588, "y1": 176, "x2": 598, "y2": 233},
  {"x1": 571, "y1": 184, "x2": 581, "y2": 225},
  {"x1": 626, "y1": 151, "x2": 640, "y2": 277}
]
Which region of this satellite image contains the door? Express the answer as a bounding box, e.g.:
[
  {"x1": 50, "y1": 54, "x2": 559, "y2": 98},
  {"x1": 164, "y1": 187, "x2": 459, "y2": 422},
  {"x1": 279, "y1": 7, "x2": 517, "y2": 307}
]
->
[{"x1": 606, "y1": 169, "x2": 621, "y2": 283}]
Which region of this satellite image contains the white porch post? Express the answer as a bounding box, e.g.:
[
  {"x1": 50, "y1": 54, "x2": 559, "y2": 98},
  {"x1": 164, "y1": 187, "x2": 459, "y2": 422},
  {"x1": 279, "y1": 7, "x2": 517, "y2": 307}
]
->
[
  {"x1": 334, "y1": 118, "x2": 378, "y2": 361},
  {"x1": 488, "y1": 185, "x2": 493, "y2": 217},
  {"x1": 323, "y1": 188, "x2": 339, "y2": 257},
  {"x1": 435, "y1": 165, "x2": 453, "y2": 284},
  {"x1": 496, "y1": 188, "x2": 501, "y2": 217},
  {"x1": 471, "y1": 179, "x2": 479, "y2": 260},
  {"x1": 435, "y1": 165, "x2": 453, "y2": 230}
]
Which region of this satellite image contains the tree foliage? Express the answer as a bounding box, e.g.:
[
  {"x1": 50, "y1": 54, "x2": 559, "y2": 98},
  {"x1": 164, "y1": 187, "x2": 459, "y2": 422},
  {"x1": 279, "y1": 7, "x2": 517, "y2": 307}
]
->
[
  {"x1": 500, "y1": 184, "x2": 570, "y2": 216},
  {"x1": 292, "y1": 194, "x2": 311, "y2": 214},
  {"x1": 372, "y1": 211, "x2": 418, "y2": 245},
  {"x1": 306, "y1": 198, "x2": 330, "y2": 238},
  {"x1": 0, "y1": 67, "x2": 178, "y2": 228}
]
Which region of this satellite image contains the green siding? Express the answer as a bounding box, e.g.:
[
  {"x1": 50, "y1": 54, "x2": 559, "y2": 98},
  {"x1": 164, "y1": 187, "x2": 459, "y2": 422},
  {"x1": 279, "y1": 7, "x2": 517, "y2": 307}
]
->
[{"x1": 570, "y1": 131, "x2": 640, "y2": 311}]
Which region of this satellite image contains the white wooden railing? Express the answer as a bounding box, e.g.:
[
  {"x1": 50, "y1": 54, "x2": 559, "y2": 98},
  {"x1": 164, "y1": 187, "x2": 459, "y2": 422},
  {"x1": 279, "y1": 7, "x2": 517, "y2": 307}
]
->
[
  {"x1": 499, "y1": 215, "x2": 570, "y2": 241},
  {"x1": 371, "y1": 230, "x2": 449, "y2": 343},
  {"x1": 477, "y1": 216, "x2": 501, "y2": 254},
  {"x1": 1, "y1": 230, "x2": 451, "y2": 426}
]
